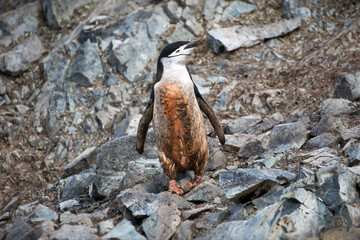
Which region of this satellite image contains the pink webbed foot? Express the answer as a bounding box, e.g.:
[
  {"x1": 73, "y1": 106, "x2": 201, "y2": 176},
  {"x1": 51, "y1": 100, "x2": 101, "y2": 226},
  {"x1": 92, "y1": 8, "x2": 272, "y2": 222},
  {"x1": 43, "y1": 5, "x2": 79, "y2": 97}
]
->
[
  {"x1": 184, "y1": 175, "x2": 202, "y2": 192},
  {"x1": 168, "y1": 180, "x2": 184, "y2": 195}
]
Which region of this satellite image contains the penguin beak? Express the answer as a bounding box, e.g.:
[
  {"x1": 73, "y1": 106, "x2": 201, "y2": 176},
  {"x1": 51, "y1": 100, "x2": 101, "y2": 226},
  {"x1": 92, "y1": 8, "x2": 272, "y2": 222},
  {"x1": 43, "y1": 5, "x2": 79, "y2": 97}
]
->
[{"x1": 184, "y1": 39, "x2": 201, "y2": 50}]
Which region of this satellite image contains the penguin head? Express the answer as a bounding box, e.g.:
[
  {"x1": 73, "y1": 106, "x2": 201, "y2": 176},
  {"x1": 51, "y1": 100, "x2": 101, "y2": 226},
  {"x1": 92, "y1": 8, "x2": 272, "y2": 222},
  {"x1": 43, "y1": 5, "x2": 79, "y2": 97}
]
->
[{"x1": 158, "y1": 40, "x2": 201, "y2": 66}]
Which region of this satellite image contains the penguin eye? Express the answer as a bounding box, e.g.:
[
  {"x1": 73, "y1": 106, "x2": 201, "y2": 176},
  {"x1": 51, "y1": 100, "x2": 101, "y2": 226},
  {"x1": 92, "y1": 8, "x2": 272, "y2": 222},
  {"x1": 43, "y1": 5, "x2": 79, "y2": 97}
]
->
[{"x1": 176, "y1": 50, "x2": 180, "y2": 53}]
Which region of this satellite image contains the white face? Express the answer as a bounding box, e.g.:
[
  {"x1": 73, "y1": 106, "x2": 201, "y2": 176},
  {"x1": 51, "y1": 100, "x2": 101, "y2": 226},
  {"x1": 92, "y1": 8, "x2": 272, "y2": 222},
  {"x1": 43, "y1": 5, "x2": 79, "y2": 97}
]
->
[{"x1": 161, "y1": 45, "x2": 195, "y2": 66}]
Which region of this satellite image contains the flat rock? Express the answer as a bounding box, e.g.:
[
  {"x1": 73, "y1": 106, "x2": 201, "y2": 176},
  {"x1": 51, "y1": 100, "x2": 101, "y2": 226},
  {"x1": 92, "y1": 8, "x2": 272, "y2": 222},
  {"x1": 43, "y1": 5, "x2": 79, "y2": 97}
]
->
[
  {"x1": 118, "y1": 190, "x2": 192, "y2": 218},
  {"x1": 103, "y1": 218, "x2": 146, "y2": 240},
  {"x1": 60, "y1": 212, "x2": 93, "y2": 226},
  {"x1": 301, "y1": 147, "x2": 340, "y2": 169},
  {"x1": 219, "y1": 168, "x2": 296, "y2": 202},
  {"x1": 321, "y1": 98, "x2": 354, "y2": 116},
  {"x1": 248, "y1": 112, "x2": 284, "y2": 135},
  {"x1": 0, "y1": 35, "x2": 45, "y2": 76},
  {"x1": 206, "y1": 149, "x2": 227, "y2": 171},
  {"x1": 182, "y1": 7, "x2": 204, "y2": 36},
  {"x1": 63, "y1": 147, "x2": 98, "y2": 178},
  {"x1": 182, "y1": 204, "x2": 215, "y2": 220},
  {"x1": 310, "y1": 115, "x2": 349, "y2": 137},
  {"x1": 207, "y1": 18, "x2": 301, "y2": 53},
  {"x1": 142, "y1": 205, "x2": 181, "y2": 240},
  {"x1": 185, "y1": 180, "x2": 224, "y2": 203},
  {"x1": 97, "y1": 219, "x2": 114, "y2": 236},
  {"x1": 67, "y1": 39, "x2": 103, "y2": 86},
  {"x1": 92, "y1": 133, "x2": 160, "y2": 199},
  {"x1": 29, "y1": 204, "x2": 58, "y2": 223},
  {"x1": 341, "y1": 126, "x2": 360, "y2": 141},
  {"x1": 5, "y1": 221, "x2": 37, "y2": 240},
  {"x1": 268, "y1": 121, "x2": 308, "y2": 153},
  {"x1": 238, "y1": 137, "x2": 266, "y2": 159},
  {"x1": 305, "y1": 133, "x2": 337, "y2": 149},
  {"x1": 224, "y1": 133, "x2": 256, "y2": 152},
  {"x1": 0, "y1": 2, "x2": 42, "y2": 49},
  {"x1": 61, "y1": 172, "x2": 96, "y2": 200},
  {"x1": 347, "y1": 142, "x2": 360, "y2": 167},
  {"x1": 42, "y1": 0, "x2": 103, "y2": 29},
  {"x1": 225, "y1": 115, "x2": 262, "y2": 134},
  {"x1": 50, "y1": 224, "x2": 97, "y2": 240},
  {"x1": 221, "y1": 1, "x2": 256, "y2": 21}
]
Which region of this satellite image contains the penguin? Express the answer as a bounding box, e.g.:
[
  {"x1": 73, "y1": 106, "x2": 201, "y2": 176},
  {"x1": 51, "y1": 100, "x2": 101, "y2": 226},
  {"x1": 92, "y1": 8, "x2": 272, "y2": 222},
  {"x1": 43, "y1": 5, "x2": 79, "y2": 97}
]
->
[{"x1": 136, "y1": 40, "x2": 225, "y2": 195}]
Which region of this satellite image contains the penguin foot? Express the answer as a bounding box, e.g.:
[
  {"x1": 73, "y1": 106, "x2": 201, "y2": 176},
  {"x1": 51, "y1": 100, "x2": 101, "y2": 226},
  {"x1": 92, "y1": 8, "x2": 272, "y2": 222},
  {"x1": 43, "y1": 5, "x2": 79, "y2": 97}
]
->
[
  {"x1": 184, "y1": 175, "x2": 202, "y2": 192},
  {"x1": 168, "y1": 180, "x2": 184, "y2": 195}
]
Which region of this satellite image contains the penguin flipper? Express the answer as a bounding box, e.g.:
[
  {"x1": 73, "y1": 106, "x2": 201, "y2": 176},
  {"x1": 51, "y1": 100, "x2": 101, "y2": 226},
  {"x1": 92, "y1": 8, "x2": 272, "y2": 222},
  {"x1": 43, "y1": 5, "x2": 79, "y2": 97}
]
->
[
  {"x1": 136, "y1": 98, "x2": 154, "y2": 154},
  {"x1": 196, "y1": 97, "x2": 226, "y2": 145}
]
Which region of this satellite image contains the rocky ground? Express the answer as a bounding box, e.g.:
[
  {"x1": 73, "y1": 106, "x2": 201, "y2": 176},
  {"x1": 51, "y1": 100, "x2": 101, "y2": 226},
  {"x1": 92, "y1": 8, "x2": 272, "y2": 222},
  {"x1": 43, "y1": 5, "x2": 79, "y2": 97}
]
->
[{"x1": 1, "y1": 0, "x2": 360, "y2": 239}]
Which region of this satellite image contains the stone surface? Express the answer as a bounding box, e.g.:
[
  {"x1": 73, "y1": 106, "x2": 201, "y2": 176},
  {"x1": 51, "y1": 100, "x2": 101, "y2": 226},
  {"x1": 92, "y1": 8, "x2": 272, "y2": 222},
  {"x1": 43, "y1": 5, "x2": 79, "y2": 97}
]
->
[
  {"x1": 268, "y1": 121, "x2": 308, "y2": 153},
  {"x1": 97, "y1": 219, "x2": 114, "y2": 236},
  {"x1": 182, "y1": 204, "x2": 215, "y2": 220},
  {"x1": 118, "y1": 190, "x2": 192, "y2": 218},
  {"x1": 348, "y1": 142, "x2": 360, "y2": 167},
  {"x1": 207, "y1": 18, "x2": 301, "y2": 53},
  {"x1": 225, "y1": 115, "x2": 262, "y2": 134},
  {"x1": 341, "y1": 126, "x2": 360, "y2": 141},
  {"x1": 142, "y1": 205, "x2": 181, "y2": 240},
  {"x1": 58, "y1": 199, "x2": 79, "y2": 211},
  {"x1": 321, "y1": 98, "x2": 354, "y2": 116},
  {"x1": 310, "y1": 115, "x2": 349, "y2": 137},
  {"x1": 219, "y1": 168, "x2": 296, "y2": 202},
  {"x1": 42, "y1": 0, "x2": 103, "y2": 29},
  {"x1": 224, "y1": 133, "x2": 256, "y2": 152},
  {"x1": 237, "y1": 138, "x2": 266, "y2": 158},
  {"x1": 333, "y1": 72, "x2": 360, "y2": 101},
  {"x1": 5, "y1": 221, "x2": 37, "y2": 240},
  {"x1": 185, "y1": 180, "x2": 224, "y2": 203},
  {"x1": 103, "y1": 218, "x2": 146, "y2": 240},
  {"x1": 248, "y1": 112, "x2": 284, "y2": 135},
  {"x1": 221, "y1": 1, "x2": 256, "y2": 21},
  {"x1": 306, "y1": 133, "x2": 337, "y2": 149},
  {"x1": 63, "y1": 147, "x2": 98, "y2": 178},
  {"x1": 206, "y1": 149, "x2": 227, "y2": 171},
  {"x1": 50, "y1": 224, "x2": 97, "y2": 240},
  {"x1": 301, "y1": 147, "x2": 340, "y2": 168},
  {"x1": 0, "y1": 2, "x2": 42, "y2": 49},
  {"x1": 29, "y1": 204, "x2": 58, "y2": 223},
  {"x1": 61, "y1": 172, "x2": 96, "y2": 200},
  {"x1": 67, "y1": 40, "x2": 103, "y2": 86},
  {"x1": 0, "y1": 35, "x2": 45, "y2": 76}
]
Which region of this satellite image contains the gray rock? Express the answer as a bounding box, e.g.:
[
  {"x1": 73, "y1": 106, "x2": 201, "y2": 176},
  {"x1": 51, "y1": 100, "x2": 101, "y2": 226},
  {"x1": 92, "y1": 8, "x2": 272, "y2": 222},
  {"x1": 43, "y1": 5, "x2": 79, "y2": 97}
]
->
[
  {"x1": 42, "y1": 48, "x2": 70, "y2": 86},
  {"x1": 118, "y1": 190, "x2": 192, "y2": 218},
  {"x1": 67, "y1": 40, "x2": 102, "y2": 86},
  {"x1": 224, "y1": 133, "x2": 256, "y2": 153},
  {"x1": 225, "y1": 115, "x2": 262, "y2": 134},
  {"x1": 49, "y1": 91, "x2": 66, "y2": 116},
  {"x1": 321, "y1": 98, "x2": 354, "y2": 116},
  {"x1": 185, "y1": 180, "x2": 224, "y2": 203},
  {"x1": 163, "y1": 1, "x2": 183, "y2": 21},
  {"x1": 103, "y1": 71, "x2": 118, "y2": 86},
  {"x1": 333, "y1": 72, "x2": 360, "y2": 101},
  {"x1": 197, "y1": 211, "x2": 229, "y2": 229},
  {"x1": 295, "y1": 7, "x2": 311, "y2": 18},
  {"x1": 97, "y1": 219, "x2": 114, "y2": 236},
  {"x1": 204, "y1": 0, "x2": 218, "y2": 21},
  {"x1": 42, "y1": 0, "x2": 102, "y2": 29},
  {"x1": 103, "y1": 218, "x2": 146, "y2": 240},
  {"x1": 0, "y1": 2, "x2": 41, "y2": 49},
  {"x1": 45, "y1": 114, "x2": 65, "y2": 139},
  {"x1": 15, "y1": 201, "x2": 39, "y2": 216},
  {"x1": 61, "y1": 172, "x2": 96, "y2": 200},
  {"x1": 238, "y1": 138, "x2": 265, "y2": 158},
  {"x1": 206, "y1": 149, "x2": 227, "y2": 171},
  {"x1": 306, "y1": 133, "x2": 337, "y2": 149},
  {"x1": 0, "y1": 35, "x2": 45, "y2": 76},
  {"x1": 59, "y1": 211, "x2": 93, "y2": 225},
  {"x1": 229, "y1": 204, "x2": 248, "y2": 221},
  {"x1": 15, "y1": 104, "x2": 30, "y2": 115},
  {"x1": 29, "y1": 204, "x2": 58, "y2": 223},
  {"x1": 219, "y1": 168, "x2": 296, "y2": 202},
  {"x1": 50, "y1": 224, "x2": 97, "y2": 240},
  {"x1": 63, "y1": 147, "x2": 98, "y2": 177},
  {"x1": 207, "y1": 18, "x2": 301, "y2": 53},
  {"x1": 302, "y1": 147, "x2": 340, "y2": 168},
  {"x1": 214, "y1": 80, "x2": 237, "y2": 110},
  {"x1": 268, "y1": 121, "x2": 308, "y2": 153},
  {"x1": 173, "y1": 220, "x2": 194, "y2": 240},
  {"x1": 182, "y1": 204, "x2": 215, "y2": 220},
  {"x1": 92, "y1": 133, "x2": 160, "y2": 199},
  {"x1": 58, "y1": 199, "x2": 79, "y2": 211},
  {"x1": 142, "y1": 205, "x2": 181, "y2": 240},
  {"x1": 341, "y1": 126, "x2": 360, "y2": 141},
  {"x1": 107, "y1": 8, "x2": 170, "y2": 82},
  {"x1": 347, "y1": 142, "x2": 360, "y2": 167},
  {"x1": 282, "y1": 0, "x2": 297, "y2": 19},
  {"x1": 248, "y1": 112, "x2": 284, "y2": 135},
  {"x1": 182, "y1": 7, "x2": 204, "y2": 36},
  {"x1": 221, "y1": 1, "x2": 256, "y2": 21},
  {"x1": 37, "y1": 220, "x2": 56, "y2": 239},
  {"x1": 211, "y1": 188, "x2": 331, "y2": 239},
  {"x1": 83, "y1": 114, "x2": 98, "y2": 133},
  {"x1": 5, "y1": 221, "x2": 37, "y2": 240},
  {"x1": 310, "y1": 115, "x2": 349, "y2": 137}
]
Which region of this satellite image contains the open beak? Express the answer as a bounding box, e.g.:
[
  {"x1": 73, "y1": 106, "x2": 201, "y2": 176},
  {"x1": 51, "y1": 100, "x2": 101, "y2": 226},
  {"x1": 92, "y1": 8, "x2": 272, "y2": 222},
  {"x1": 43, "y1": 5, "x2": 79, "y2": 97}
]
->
[{"x1": 184, "y1": 39, "x2": 202, "y2": 49}]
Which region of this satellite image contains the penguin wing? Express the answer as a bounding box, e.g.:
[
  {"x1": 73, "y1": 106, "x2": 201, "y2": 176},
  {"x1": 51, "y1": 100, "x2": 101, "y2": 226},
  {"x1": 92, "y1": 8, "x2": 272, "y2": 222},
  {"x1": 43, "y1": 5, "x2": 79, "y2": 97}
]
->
[
  {"x1": 136, "y1": 90, "x2": 154, "y2": 154},
  {"x1": 186, "y1": 67, "x2": 226, "y2": 145}
]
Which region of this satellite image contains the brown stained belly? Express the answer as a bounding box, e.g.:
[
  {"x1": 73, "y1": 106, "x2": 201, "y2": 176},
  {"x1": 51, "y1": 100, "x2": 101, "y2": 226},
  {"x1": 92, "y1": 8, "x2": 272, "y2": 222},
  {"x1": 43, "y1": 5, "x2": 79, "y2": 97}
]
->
[{"x1": 153, "y1": 83, "x2": 207, "y2": 171}]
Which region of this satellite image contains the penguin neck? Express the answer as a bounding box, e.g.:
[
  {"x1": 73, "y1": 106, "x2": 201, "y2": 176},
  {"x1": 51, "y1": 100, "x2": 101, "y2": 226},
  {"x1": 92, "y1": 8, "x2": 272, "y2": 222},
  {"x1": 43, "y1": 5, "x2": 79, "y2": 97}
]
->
[{"x1": 160, "y1": 62, "x2": 191, "y2": 84}]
